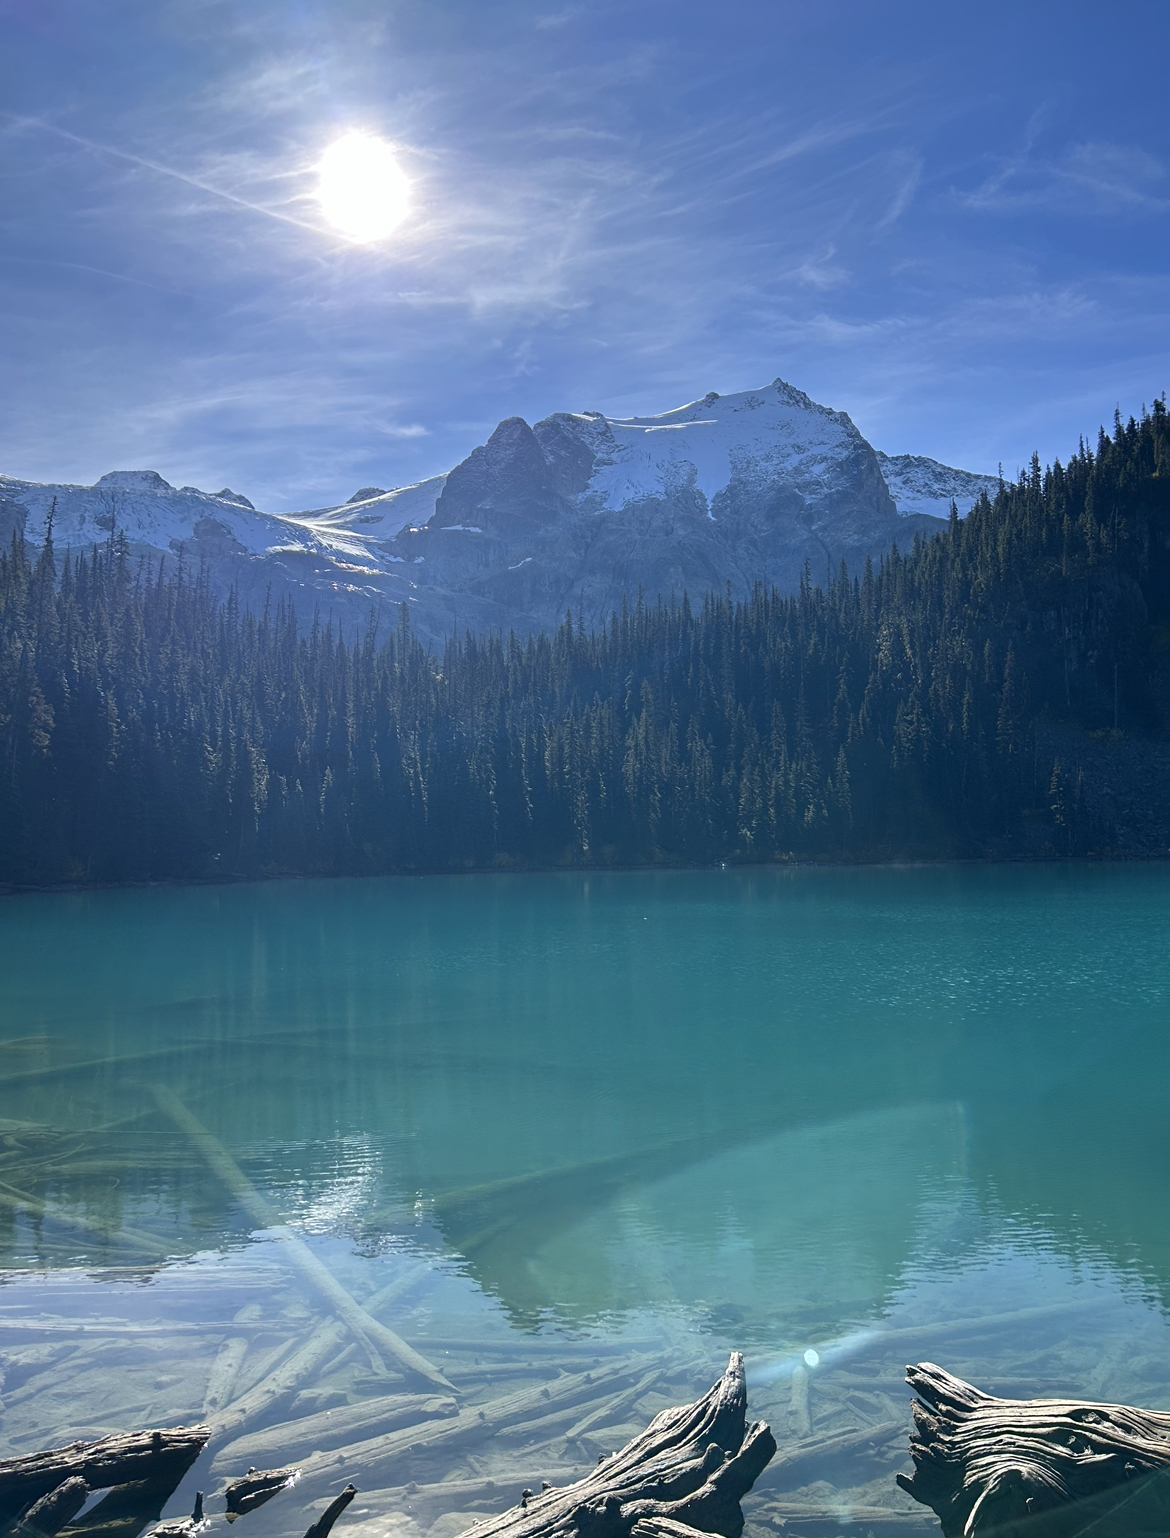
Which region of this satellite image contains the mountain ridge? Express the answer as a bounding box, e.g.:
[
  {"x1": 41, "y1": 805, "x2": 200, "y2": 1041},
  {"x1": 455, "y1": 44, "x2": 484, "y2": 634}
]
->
[{"x1": 1, "y1": 377, "x2": 999, "y2": 643}]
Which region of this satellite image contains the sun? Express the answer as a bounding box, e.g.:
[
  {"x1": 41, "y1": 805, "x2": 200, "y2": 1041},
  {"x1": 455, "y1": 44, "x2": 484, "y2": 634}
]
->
[{"x1": 316, "y1": 133, "x2": 410, "y2": 243}]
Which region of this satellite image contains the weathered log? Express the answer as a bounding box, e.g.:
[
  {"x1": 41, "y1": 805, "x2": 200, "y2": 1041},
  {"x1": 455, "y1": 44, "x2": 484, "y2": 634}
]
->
[
  {"x1": 301, "y1": 1487, "x2": 356, "y2": 1538},
  {"x1": 210, "y1": 1321, "x2": 348, "y2": 1442},
  {"x1": 150, "y1": 1087, "x2": 452, "y2": 1393},
  {"x1": 203, "y1": 1338, "x2": 250, "y2": 1419},
  {"x1": 432, "y1": 1353, "x2": 774, "y2": 1538},
  {"x1": 563, "y1": 1372, "x2": 665, "y2": 1444},
  {"x1": 223, "y1": 1470, "x2": 299, "y2": 1522},
  {"x1": 755, "y1": 1417, "x2": 903, "y2": 1490},
  {"x1": 229, "y1": 1334, "x2": 307, "y2": 1405},
  {"x1": 743, "y1": 1500, "x2": 937, "y2": 1531},
  {"x1": 216, "y1": 1393, "x2": 458, "y2": 1469},
  {"x1": 12, "y1": 1477, "x2": 90, "y2": 1538},
  {"x1": 402, "y1": 1339, "x2": 661, "y2": 1359},
  {"x1": 787, "y1": 1366, "x2": 811, "y2": 1438},
  {"x1": 143, "y1": 1493, "x2": 204, "y2": 1538},
  {"x1": 0, "y1": 1431, "x2": 209, "y2": 1526},
  {"x1": 0, "y1": 1321, "x2": 221, "y2": 1342},
  {"x1": 289, "y1": 1359, "x2": 648, "y2": 1492},
  {"x1": 900, "y1": 1360, "x2": 1170, "y2": 1536},
  {"x1": 372, "y1": 1471, "x2": 582, "y2": 1519},
  {"x1": 57, "y1": 1478, "x2": 179, "y2": 1538},
  {"x1": 361, "y1": 1262, "x2": 433, "y2": 1319}
]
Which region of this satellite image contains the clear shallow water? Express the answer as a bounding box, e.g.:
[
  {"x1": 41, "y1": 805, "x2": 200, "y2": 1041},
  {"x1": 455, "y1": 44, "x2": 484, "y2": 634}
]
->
[{"x1": 0, "y1": 865, "x2": 1168, "y2": 1537}]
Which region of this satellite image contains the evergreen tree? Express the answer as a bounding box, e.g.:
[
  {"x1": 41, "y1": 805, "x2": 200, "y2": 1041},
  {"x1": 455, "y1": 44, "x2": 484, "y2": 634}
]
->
[{"x1": 1, "y1": 398, "x2": 1168, "y2": 883}]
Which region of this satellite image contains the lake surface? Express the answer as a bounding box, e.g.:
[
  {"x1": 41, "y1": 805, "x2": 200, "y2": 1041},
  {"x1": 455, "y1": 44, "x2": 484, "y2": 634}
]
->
[{"x1": 1, "y1": 865, "x2": 1168, "y2": 1537}]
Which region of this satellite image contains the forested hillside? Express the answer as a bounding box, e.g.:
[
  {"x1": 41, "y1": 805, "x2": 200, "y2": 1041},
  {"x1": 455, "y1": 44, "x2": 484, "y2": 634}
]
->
[{"x1": 2, "y1": 403, "x2": 1169, "y2": 885}]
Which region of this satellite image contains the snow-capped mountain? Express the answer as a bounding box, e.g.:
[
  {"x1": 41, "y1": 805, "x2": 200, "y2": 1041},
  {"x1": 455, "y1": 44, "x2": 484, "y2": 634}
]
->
[
  {"x1": 875, "y1": 451, "x2": 1000, "y2": 519},
  {"x1": 1, "y1": 378, "x2": 998, "y2": 643}
]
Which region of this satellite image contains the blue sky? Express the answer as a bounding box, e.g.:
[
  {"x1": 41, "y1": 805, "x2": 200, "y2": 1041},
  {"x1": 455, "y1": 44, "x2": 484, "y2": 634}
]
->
[{"x1": 1, "y1": 0, "x2": 1168, "y2": 511}]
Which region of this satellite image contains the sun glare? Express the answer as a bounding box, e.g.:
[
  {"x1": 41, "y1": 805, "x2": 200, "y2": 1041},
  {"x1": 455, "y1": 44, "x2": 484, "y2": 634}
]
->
[{"x1": 317, "y1": 133, "x2": 410, "y2": 243}]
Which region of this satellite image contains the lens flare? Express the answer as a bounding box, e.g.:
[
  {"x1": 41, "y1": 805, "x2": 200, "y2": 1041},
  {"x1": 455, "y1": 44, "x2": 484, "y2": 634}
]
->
[{"x1": 317, "y1": 133, "x2": 409, "y2": 243}]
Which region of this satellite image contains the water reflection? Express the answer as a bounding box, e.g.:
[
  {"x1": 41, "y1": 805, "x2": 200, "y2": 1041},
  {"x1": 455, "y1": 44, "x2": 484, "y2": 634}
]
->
[{"x1": 0, "y1": 867, "x2": 1167, "y2": 1534}]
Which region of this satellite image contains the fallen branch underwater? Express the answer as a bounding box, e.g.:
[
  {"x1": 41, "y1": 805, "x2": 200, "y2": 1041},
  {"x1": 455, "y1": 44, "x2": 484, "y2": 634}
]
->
[
  {"x1": 148, "y1": 1085, "x2": 452, "y2": 1394},
  {"x1": 900, "y1": 1360, "x2": 1170, "y2": 1537},
  {"x1": 227, "y1": 1357, "x2": 649, "y2": 1487}
]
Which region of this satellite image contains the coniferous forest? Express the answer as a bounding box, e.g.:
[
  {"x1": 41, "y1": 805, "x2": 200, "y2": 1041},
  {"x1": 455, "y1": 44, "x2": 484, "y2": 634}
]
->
[{"x1": 2, "y1": 404, "x2": 1169, "y2": 886}]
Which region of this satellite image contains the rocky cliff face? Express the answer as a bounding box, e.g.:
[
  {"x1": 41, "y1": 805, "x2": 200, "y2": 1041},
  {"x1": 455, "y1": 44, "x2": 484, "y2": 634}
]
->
[{"x1": 2, "y1": 377, "x2": 998, "y2": 644}]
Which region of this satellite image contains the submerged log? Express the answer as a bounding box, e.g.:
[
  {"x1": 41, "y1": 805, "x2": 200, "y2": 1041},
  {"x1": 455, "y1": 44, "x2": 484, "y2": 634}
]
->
[
  {"x1": 440, "y1": 1353, "x2": 774, "y2": 1538},
  {"x1": 899, "y1": 1360, "x2": 1170, "y2": 1536},
  {"x1": 203, "y1": 1338, "x2": 249, "y2": 1419},
  {"x1": 0, "y1": 1184, "x2": 163, "y2": 1256},
  {"x1": 217, "y1": 1392, "x2": 457, "y2": 1469},
  {"x1": 150, "y1": 1086, "x2": 452, "y2": 1394},
  {"x1": 283, "y1": 1359, "x2": 647, "y2": 1491},
  {"x1": 210, "y1": 1321, "x2": 348, "y2": 1443}
]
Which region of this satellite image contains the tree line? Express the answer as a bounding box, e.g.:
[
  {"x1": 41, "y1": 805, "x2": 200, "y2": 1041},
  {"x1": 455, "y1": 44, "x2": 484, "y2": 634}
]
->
[{"x1": 2, "y1": 401, "x2": 1168, "y2": 885}]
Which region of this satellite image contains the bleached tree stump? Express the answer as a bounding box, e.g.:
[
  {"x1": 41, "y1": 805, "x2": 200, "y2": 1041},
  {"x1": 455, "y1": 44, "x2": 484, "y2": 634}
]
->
[
  {"x1": 463, "y1": 1353, "x2": 775, "y2": 1538},
  {"x1": 899, "y1": 1360, "x2": 1170, "y2": 1536}
]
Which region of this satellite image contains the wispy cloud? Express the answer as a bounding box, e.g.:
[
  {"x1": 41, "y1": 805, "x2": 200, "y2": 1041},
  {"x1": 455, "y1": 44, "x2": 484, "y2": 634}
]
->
[
  {"x1": 792, "y1": 245, "x2": 850, "y2": 290},
  {"x1": 534, "y1": 5, "x2": 582, "y2": 29},
  {"x1": 958, "y1": 120, "x2": 1167, "y2": 215},
  {"x1": 1, "y1": 0, "x2": 1166, "y2": 510},
  {"x1": 3, "y1": 113, "x2": 332, "y2": 232},
  {"x1": 875, "y1": 153, "x2": 922, "y2": 232}
]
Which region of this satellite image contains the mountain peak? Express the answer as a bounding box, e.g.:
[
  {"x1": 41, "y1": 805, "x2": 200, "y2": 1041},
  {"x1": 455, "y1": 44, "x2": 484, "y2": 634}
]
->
[
  {"x1": 5, "y1": 373, "x2": 999, "y2": 647},
  {"x1": 96, "y1": 470, "x2": 173, "y2": 491},
  {"x1": 215, "y1": 488, "x2": 255, "y2": 509}
]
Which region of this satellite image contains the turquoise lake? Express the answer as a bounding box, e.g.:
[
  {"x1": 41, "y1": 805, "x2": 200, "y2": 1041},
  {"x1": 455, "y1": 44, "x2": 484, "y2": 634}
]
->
[{"x1": 0, "y1": 864, "x2": 1168, "y2": 1536}]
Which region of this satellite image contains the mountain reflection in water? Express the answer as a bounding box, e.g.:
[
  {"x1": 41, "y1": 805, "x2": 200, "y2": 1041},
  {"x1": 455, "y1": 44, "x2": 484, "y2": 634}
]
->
[{"x1": 0, "y1": 866, "x2": 1167, "y2": 1534}]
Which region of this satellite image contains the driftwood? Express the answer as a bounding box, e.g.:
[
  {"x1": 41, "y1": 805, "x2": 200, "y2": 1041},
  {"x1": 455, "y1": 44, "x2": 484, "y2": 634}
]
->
[
  {"x1": 900, "y1": 1360, "x2": 1170, "y2": 1536},
  {"x1": 447, "y1": 1353, "x2": 774, "y2": 1538},
  {"x1": 0, "y1": 1430, "x2": 210, "y2": 1522},
  {"x1": 0, "y1": 1428, "x2": 209, "y2": 1538},
  {"x1": 0, "y1": 1433, "x2": 356, "y2": 1538},
  {"x1": 145, "y1": 1493, "x2": 204, "y2": 1538},
  {"x1": 404, "y1": 1339, "x2": 662, "y2": 1359},
  {"x1": 223, "y1": 1469, "x2": 299, "y2": 1521},
  {"x1": 150, "y1": 1086, "x2": 452, "y2": 1393},
  {"x1": 11, "y1": 1475, "x2": 90, "y2": 1538},
  {"x1": 301, "y1": 1487, "x2": 356, "y2": 1538},
  {"x1": 788, "y1": 1366, "x2": 811, "y2": 1438},
  {"x1": 228, "y1": 1334, "x2": 307, "y2": 1405}
]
